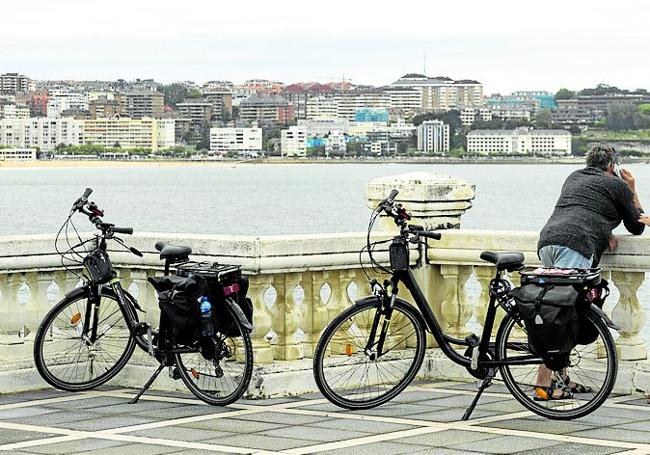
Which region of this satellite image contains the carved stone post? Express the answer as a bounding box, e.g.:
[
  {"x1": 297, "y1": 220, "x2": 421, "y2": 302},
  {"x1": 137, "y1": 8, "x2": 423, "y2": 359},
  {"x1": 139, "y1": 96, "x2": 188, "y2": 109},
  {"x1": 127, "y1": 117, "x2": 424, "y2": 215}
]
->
[
  {"x1": 248, "y1": 275, "x2": 274, "y2": 364},
  {"x1": 272, "y1": 272, "x2": 304, "y2": 361},
  {"x1": 611, "y1": 271, "x2": 647, "y2": 361},
  {"x1": 439, "y1": 265, "x2": 473, "y2": 338},
  {"x1": 301, "y1": 271, "x2": 330, "y2": 358},
  {"x1": 329, "y1": 270, "x2": 356, "y2": 354}
]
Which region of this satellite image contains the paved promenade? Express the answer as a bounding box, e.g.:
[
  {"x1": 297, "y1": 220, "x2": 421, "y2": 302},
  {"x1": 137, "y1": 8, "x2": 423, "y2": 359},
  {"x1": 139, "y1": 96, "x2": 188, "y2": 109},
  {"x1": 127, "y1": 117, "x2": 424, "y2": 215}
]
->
[{"x1": 2, "y1": 380, "x2": 650, "y2": 454}]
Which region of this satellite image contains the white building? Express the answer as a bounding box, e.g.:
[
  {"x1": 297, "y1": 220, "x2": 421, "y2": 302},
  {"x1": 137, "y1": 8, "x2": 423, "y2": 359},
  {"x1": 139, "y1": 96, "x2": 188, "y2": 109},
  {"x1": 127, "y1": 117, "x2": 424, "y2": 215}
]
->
[
  {"x1": 83, "y1": 117, "x2": 174, "y2": 151},
  {"x1": 0, "y1": 73, "x2": 31, "y2": 94},
  {"x1": 0, "y1": 148, "x2": 37, "y2": 160},
  {"x1": 390, "y1": 74, "x2": 484, "y2": 111},
  {"x1": 210, "y1": 127, "x2": 262, "y2": 156},
  {"x1": 156, "y1": 119, "x2": 177, "y2": 149},
  {"x1": 298, "y1": 118, "x2": 350, "y2": 136},
  {"x1": 325, "y1": 130, "x2": 346, "y2": 153},
  {"x1": 0, "y1": 103, "x2": 30, "y2": 119},
  {"x1": 281, "y1": 126, "x2": 307, "y2": 157},
  {"x1": 47, "y1": 91, "x2": 89, "y2": 118},
  {"x1": 0, "y1": 118, "x2": 84, "y2": 151},
  {"x1": 305, "y1": 96, "x2": 339, "y2": 120},
  {"x1": 467, "y1": 128, "x2": 571, "y2": 155},
  {"x1": 491, "y1": 107, "x2": 532, "y2": 122},
  {"x1": 460, "y1": 108, "x2": 493, "y2": 126},
  {"x1": 384, "y1": 87, "x2": 421, "y2": 117},
  {"x1": 417, "y1": 120, "x2": 450, "y2": 153},
  {"x1": 333, "y1": 91, "x2": 390, "y2": 121}
]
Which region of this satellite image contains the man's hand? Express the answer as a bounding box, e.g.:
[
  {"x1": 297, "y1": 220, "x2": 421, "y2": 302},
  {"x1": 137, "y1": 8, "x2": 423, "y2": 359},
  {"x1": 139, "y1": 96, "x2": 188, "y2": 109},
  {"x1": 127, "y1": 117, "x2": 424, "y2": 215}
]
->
[
  {"x1": 640, "y1": 215, "x2": 650, "y2": 226},
  {"x1": 608, "y1": 235, "x2": 618, "y2": 252},
  {"x1": 621, "y1": 168, "x2": 636, "y2": 190}
]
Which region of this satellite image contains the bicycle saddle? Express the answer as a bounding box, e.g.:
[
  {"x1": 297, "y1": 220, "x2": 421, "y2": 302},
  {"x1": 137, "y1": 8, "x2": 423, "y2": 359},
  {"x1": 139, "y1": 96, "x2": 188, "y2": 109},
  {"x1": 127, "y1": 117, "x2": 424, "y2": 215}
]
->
[
  {"x1": 155, "y1": 241, "x2": 192, "y2": 261},
  {"x1": 480, "y1": 251, "x2": 525, "y2": 271}
]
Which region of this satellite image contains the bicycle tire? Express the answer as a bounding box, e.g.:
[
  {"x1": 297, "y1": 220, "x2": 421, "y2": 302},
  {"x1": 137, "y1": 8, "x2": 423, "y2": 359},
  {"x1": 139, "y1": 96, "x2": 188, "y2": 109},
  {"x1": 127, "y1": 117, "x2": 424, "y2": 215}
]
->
[
  {"x1": 34, "y1": 288, "x2": 136, "y2": 391},
  {"x1": 313, "y1": 298, "x2": 427, "y2": 410},
  {"x1": 496, "y1": 309, "x2": 617, "y2": 420},
  {"x1": 175, "y1": 304, "x2": 254, "y2": 406}
]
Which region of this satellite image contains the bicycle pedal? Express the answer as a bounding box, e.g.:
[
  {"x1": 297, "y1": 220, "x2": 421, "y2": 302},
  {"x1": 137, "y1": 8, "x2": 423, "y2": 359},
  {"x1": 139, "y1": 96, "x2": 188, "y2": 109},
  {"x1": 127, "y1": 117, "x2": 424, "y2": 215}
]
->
[
  {"x1": 465, "y1": 333, "x2": 480, "y2": 347},
  {"x1": 169, "y1": 366, "x2": 181, "y2": 380}
]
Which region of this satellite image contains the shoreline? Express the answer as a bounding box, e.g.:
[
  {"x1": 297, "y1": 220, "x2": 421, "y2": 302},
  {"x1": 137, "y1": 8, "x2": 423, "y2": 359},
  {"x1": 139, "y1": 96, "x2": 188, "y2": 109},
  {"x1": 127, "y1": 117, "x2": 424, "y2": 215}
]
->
[{"x1": 1, "y1": 157, "x2": 649, "y2": 169}]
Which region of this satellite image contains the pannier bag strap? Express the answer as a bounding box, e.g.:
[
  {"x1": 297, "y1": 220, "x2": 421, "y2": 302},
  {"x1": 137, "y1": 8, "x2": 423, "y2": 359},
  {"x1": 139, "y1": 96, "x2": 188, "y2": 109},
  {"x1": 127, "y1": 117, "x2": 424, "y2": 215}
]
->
[{"x1": 534, "y1": 285, "x2": 553, "y2": 325}]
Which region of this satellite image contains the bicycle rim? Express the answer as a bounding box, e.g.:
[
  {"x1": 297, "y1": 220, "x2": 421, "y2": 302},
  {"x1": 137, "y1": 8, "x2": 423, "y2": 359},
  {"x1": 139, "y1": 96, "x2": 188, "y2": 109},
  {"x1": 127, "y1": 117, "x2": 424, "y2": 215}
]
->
[
  {"x1": 314, "y1": 300, "x2": 426, "y2": 409},
  {"x1": 497, "y1": 310, "x2": 617, "y2": 419}
]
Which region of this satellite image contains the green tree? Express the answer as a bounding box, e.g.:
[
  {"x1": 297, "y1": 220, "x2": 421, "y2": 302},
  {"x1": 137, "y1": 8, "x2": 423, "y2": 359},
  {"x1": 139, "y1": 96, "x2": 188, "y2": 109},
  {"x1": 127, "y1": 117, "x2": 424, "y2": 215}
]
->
[
  {"x1": 157, "y1": 83, "x2": 189, "y2": 108},
  {"x1": 535, "y1": 109, "x2": 552, "y2": 128},
  {"x1": 606, "y1": 104, "x2": 637, "y2": 131},
  {"x1": 555, "y1": 88, "x2": 576, "y2": 100},
  {"x1": 187, "y1": 88, "x2": 202, "y2": 98}
]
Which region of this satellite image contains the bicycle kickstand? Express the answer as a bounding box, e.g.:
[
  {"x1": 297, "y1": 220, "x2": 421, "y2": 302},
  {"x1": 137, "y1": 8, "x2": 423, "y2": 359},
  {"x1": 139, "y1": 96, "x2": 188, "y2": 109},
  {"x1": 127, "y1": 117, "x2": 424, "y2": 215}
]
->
[
  {"x1": 461, "y1": 369, "x2": 496, "y2": 421},
  {"x1": 130, "y1": 363, "x2": 165, "y2": 404}
]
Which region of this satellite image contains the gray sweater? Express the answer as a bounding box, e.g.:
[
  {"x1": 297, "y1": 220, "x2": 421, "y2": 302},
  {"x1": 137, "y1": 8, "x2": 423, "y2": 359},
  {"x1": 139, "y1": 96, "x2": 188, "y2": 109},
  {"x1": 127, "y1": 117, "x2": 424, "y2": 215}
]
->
[{"x1": 538, "y1": 167, "x2": 644, "y2": 265}]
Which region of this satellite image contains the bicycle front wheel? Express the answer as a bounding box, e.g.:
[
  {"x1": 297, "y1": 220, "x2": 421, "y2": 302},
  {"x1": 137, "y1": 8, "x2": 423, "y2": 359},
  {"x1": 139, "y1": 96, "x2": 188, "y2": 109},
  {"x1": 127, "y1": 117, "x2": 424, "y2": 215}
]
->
[
  {"x1": 175, "y1": 305, "x2": 253, "y2": 406},
  {"x1": 34, "y1": 288, "x2": 136, "y2": 391},
  {"x1": 496, "y1": 309, "x2": 617, "y2": 420},
  {"x1": 313, "y1": 299, "x2": 427, "y2": 409}
]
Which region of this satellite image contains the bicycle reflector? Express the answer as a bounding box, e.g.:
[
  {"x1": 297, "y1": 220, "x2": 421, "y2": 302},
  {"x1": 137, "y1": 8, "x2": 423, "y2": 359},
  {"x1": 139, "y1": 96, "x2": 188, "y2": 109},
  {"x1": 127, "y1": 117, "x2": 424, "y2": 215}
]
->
[
  {"x1": 70, "y1": 313, "x2": 82, "y2": 325},
  {"x1": 191, "y1": 368, "x2": 200, "y2": 379},
  {"x1": 345, "y1": 343, "x2": 353, "y2": 356}
]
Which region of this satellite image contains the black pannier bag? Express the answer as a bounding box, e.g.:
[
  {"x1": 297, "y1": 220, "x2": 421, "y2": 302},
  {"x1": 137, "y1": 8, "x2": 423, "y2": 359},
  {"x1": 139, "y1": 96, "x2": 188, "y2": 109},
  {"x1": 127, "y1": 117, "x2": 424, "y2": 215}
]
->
[
  {"x1": 177, "y1": 263, "x2": 254, "y2": 337},
  {"x1": 576, "y1": 278, "x2": 609, "y2": 345},
  {"x1": 83, "y1": 249, "x2": 114, "y2": 284},
  {"x1": 510, "y1": 283, "x2": 579, "y2": 370},
  {"x1": 148, "y1": 274, "x2": 208, "y2": 346}
]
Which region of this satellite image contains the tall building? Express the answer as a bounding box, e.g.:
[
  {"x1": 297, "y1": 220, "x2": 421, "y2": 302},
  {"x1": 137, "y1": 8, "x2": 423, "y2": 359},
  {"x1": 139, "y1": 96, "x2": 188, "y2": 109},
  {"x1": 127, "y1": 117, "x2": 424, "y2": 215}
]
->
[
  {"x1": 0, "y1": 103, "x2": 30, "y2": 119},
  {"x1": 89, "y1": 97, "x2": 120, "y2": 119},
  {"x1": 551, "y1": 94, "x2": 650, "y2": 125},
  {"x1": 334, "y1": 90, "x2": 390, "y2": 121},
  {"x1": 203, "y1": 90, "x2": 233, "y2": 120},
  {"x1": 209, "y1": 127, "x2": 262, "y2": 156},
  {"x1": 281, "y1": 126, "x2": 307, "y2": 157},
  {"x1": 466, "y1": 128, "x2": 571, "y2": 155},
  {"x1": 390, "y1": 74, "x2": 483, "y2": 111},
  {"x1": 0, "y1": 118, "x2": 83, "y2": 151},
  {"x1": 417, "y1": 120, "x2": 450, "y2": 153},
  {"x1": 177, "y1": 100, "x2": 213, "y2": 129},
  {"x1": 29, "y1": 91, "x2": 48, "y2": 117},
  {"x1": 115, "y1": 90, "x2": 164, "y2": 118},
  {"x1": 384, "y1": 87, "x2": 421, "y2": 117},
  {"x1": 306, "y1": 96, "x2": 338, "y2": 120},
  {"x1": 47, "y1": 91, "x2": 89, "y2": 118},
  {"x1": 0, "y1": 73, "x2": 31, "y2": 94},
  {"x1": 239, "y1": 95, "x2": 294, "y2": 124}
]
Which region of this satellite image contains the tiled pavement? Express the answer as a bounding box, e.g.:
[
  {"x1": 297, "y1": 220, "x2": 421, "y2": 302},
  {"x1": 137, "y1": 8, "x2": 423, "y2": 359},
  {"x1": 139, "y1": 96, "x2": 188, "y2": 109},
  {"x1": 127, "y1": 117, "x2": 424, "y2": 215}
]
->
[{"x1": 3, "y1": 381, "x2": 650, "y2": 454}]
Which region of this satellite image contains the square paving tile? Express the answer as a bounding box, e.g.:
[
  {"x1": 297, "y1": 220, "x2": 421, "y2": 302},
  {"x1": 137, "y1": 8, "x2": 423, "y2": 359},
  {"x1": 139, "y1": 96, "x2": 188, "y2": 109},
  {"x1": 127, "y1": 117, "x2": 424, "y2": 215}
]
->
[
  {"x1": 205, "y1": 433, "x2": 321, "y2": 450},
  {"x1": 484, "y1": 416, "x2": 594, "y2": 434},
  {"x1": 128, "y1": 425, "x2": 238, "y2": 442},
  {"x1": 403, "y1": 407, "x2": 499, "y2": 422},
  {"x1": 16, "y1": 438, "x2": 126, "y2": 454},
  {"x1": 256, "y1": 425, "x2": 370, "y2": 442},
  {"x1": 318, "y1": 440, "x2": 432, "y2": 454},
  {"x1": 0, "y1": 429, "x2": 55, "y2": 445},
  {"x1": 180, "y1": 416, "x2": 290, "y2": 433},
  {"x1": 50, "y1": 414, "x2": 158, "y2": 431},
  {"x1": 306, "y1": 417, "x2": 418, "y2": 434},
  {"x1": 446, "y1": 434, "x2": 561, "y2": 453},
  {"x1": 9, "y1": 410, "x2": 104, "y2": 426},
  {"x1": 569, "y1": 427, "x2": 650, "y2": 444},
  {"x1": 394, "y1": 429, "x2": 499, "y2": 447},
  {"x1": 228, "y1": 411, "x2": 332, "y2": 426},
  {"x1": 514, "y1": 442, "x2": 623, "y2": 455},
  {"x1": 42, "y1": 396, "x2": 128, "y2": 410}
]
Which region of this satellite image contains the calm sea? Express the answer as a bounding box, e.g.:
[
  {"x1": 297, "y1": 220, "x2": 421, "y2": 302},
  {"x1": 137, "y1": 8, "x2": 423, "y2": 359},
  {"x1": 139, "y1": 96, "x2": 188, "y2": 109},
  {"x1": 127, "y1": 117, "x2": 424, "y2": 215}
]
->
[{"x1": 3, "y1": 162, "x2": 650, "y2": 340}]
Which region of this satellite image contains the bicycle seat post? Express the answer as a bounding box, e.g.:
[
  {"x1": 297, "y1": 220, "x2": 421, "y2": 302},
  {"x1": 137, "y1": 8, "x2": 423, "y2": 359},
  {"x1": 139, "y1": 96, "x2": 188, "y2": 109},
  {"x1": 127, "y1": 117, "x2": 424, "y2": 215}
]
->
[{"x1": 164, "y1": 259, "x2": 171, "y2": 276}]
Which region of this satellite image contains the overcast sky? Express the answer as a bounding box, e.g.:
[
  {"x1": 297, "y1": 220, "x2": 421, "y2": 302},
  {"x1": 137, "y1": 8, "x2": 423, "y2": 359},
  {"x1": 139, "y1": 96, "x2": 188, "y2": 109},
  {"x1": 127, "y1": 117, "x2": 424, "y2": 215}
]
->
[{"x1": 2, "y1": 0, "x2": 648, "y2": 94}]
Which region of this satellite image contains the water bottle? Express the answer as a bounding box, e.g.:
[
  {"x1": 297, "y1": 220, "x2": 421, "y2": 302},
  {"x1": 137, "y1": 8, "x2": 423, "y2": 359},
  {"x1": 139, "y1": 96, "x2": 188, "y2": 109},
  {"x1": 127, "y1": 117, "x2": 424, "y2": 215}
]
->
[{"x1": 199, "y1": 296, "x2": 214, "y2": 338}]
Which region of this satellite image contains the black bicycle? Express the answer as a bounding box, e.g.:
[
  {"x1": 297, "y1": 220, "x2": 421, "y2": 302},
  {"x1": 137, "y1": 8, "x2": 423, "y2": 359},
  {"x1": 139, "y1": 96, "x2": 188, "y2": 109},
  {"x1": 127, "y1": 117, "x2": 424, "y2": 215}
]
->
[
  {"x1": 313, "y1": 189, "x2": 619, "y2": 420},
  {"x1": 34, "y1": 188, "x2": 254, "y2": 406}
]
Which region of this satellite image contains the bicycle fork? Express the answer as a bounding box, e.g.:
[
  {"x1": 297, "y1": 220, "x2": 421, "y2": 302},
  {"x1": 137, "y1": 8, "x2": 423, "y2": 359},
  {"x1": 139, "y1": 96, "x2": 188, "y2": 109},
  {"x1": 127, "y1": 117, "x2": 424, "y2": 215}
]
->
[{"x1": 365, "y1": 281, "x2": 398, "y2": 359}]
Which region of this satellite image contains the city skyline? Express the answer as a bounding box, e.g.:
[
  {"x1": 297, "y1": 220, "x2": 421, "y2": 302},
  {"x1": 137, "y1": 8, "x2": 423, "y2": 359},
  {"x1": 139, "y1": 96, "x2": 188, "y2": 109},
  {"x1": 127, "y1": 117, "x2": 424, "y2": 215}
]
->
[{"x1": 2, "y1": 0, "x2": 649, "y2": 94}]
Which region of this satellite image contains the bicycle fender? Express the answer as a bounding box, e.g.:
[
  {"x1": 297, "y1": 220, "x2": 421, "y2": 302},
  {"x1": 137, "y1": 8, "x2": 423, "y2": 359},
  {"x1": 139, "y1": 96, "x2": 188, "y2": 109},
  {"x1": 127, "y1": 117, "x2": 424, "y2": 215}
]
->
[
  {"x1": 64, "y1": 284, "x2": 143, "y2": 312},
  {"x1": 590, "y1": 303, "x2": 621, "y2": 331},
  {"x1": 225, "y1": 298, "x2": 253, "y2": 333}
]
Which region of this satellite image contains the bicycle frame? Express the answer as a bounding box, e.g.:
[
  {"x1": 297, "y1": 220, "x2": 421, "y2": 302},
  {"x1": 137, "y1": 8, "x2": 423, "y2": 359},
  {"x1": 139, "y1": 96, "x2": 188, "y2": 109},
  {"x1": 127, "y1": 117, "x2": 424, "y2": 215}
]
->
[{"x1": 374, "y1": 267, "x2": 543, "y2": 369}]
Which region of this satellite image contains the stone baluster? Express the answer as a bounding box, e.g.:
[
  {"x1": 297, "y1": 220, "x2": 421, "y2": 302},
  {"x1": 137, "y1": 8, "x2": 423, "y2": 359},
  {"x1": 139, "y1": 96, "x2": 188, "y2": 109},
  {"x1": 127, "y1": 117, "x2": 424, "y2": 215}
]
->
[
  {"x1": 611, "y1": 271, "x2": 647, "y2": 360},
  {"x1": 473, "y1": 266, "x2": 492, "y2": 335},
  {"x1": 248, "y1": 274, "x2": 274, "y2": 364},
  {"x1": 301, "y1": 271, "x2": 330, "y2": 358},
  {"x1": 328, "y1": 270, "x2": 356, "y2": 354},
  {"x1": 439, "y1": 265, "x2": 473, "y2": 338},
  {"x1": 271, "y1": 272, "x2": 304, "y2": 361}
]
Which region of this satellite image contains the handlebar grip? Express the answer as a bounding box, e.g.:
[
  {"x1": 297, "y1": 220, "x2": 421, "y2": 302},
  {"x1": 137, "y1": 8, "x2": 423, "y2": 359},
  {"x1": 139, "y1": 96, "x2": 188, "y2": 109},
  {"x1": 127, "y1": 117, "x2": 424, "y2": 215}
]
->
[
  {"x1": 81, "y1": 188, "x2": 93, "y2": 201},
  {"x1": 420, "y1": 231, "x2": 442, "y2": 240},
  {"x1": 386, "y1": 189, "x2": 399, "y2": 204},
  {"x1": 112, "y1": 227, "x2": 133, "y2": 235}
]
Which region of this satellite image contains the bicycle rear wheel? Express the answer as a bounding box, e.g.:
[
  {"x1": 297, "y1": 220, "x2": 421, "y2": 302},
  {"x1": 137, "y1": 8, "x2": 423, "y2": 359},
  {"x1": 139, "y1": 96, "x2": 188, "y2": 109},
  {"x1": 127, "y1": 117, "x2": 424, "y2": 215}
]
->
[
  {"x1": 496, "y1": 309, "x2": 617, "y2": 420},
  {"x1": 313, "y1": 299, "x2": 427, "y2": 409},
  {"x1": 34, "y1": 288, "x2": 136, "y2": 391},
  {"x1": 175, "y1": 305, "x2": 253, "y2": 406}
]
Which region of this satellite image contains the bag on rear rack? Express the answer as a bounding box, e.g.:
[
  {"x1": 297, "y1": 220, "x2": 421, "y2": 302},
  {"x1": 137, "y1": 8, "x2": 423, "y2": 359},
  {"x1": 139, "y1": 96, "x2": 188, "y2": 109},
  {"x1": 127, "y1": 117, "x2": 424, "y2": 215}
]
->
[
  {"x1": 576, "y1": 278, "x2": 609, "y2": 345},
  {"x1": 510, "y1": 283, "x2": 579, "y2": 370},
  {"x1": 148, "y1": 275, "x2": 208, "y2": 346}
]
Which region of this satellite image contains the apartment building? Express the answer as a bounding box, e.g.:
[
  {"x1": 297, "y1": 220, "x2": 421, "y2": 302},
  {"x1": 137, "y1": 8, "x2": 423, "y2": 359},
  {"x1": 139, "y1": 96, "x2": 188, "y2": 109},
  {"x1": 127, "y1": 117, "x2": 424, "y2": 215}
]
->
[
  {"x1": 384, "y1": 87, "x2": 422, "y2": 117},
  {"x1": 115, "y1": 90, "x2": 164, "y2": 118},
  {"x1": 281, "y1": 126, "x2": 307, "y2": 157},
  {"x1": 83, "y1": 118, "x2": 173, "y2": 151},
  {"x1": 305, "y1": 96, "x2": 338, "y2": 120},
  {"x1": 29, "y1": 92, "x2": 48, "y2": 117},
  {"x1": 0, "y1": 73, "x2": 31, "y2": 94},
  {"x1": 467, "y1": 128, "x2": 571, "y2": 155},
  {"x1": 459, "y1": 108, "x2": 493, "y2": 126},
  {"x1": 416, "y1": 120, "x2": 450, "y2": 153},
  {"x1": 334, "y1": 90, "x2": 390, "y2": 121},
  {"x1": 239, "y1": 95, "x2": 294, "y2": 124},
  {"x1": 298, "y1": 118, "x2": 350, "y2": 136},
  {"x1": 209, "y1": 127, "x2": 262, "y2": 156},
  {"x1": 203, "y1": 90, "x2": 233, "y2": 120},
  {"x1": 47, "y1": 91, "x2": 89, "y2": 118},
  {"x1": 390, "y1": 74, "x2": 484, "y2": 111},
  {"x1": 177, "y1": 101, "x2": 213, "y2": 129},
  {"x1": 491, "y1": 107, "x2": 532, "y2": 121},
  {"x1": 0, "y1": 118, "x2": 83, "y2": 151},
  {"x1": 0, "y1": 103, "x2": 30, "y2": 119},
  {"x1": 487, "y1": 91, "x2": 556, "y2": 114},
  {"x1": 89, "y1": 97, "x2": 120, "y2": 119}
]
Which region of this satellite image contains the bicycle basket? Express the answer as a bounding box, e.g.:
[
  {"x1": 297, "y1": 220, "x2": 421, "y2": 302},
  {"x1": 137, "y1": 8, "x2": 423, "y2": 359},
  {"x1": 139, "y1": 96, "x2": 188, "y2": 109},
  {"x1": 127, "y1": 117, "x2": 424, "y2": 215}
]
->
[{"x1": 83, "y1": 249, "x2": 113, "y2": 284}]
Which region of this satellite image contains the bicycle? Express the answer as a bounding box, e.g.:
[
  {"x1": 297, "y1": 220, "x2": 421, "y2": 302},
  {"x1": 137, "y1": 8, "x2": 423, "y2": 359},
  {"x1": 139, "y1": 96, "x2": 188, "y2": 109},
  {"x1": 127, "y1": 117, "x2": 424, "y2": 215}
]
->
[
  {"x1": 34, "y1": 188, "x2": 254, "y2": 406},
  {"x1": 313, "y1": 189, "x2": 619, "y2": 420}
]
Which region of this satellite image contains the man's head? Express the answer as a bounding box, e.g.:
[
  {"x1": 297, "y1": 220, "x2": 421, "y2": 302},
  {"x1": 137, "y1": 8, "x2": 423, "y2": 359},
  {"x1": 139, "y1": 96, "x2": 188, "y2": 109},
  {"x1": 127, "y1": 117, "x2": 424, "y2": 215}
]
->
[{"x1": 586, "y1": 145, "x2": 619, "y2": 173}]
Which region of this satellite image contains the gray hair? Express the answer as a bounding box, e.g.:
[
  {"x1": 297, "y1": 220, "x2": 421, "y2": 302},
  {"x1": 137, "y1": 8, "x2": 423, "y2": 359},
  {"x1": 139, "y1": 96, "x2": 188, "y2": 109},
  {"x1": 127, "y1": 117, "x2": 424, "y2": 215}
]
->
[{"x1": 586, "y1": 145, "x2": 619, "y2": 171}]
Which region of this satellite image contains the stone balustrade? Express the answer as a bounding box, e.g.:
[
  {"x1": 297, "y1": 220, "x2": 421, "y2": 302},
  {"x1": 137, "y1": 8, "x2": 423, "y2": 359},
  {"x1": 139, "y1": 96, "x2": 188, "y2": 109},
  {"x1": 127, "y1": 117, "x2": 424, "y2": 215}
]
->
[{"x1": 2, "y1": 172, "x2": 650, "y2": 396}]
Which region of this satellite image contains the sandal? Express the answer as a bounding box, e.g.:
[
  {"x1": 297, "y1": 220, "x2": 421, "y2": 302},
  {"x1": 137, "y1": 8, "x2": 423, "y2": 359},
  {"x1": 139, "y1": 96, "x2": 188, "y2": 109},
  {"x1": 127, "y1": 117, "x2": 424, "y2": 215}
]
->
[
  {"x1": 533, "y1": 385, "x2": 573, "y2": 401},
  {"x1": 562, "y1": 375, "x2": 592, "y2": 394}
]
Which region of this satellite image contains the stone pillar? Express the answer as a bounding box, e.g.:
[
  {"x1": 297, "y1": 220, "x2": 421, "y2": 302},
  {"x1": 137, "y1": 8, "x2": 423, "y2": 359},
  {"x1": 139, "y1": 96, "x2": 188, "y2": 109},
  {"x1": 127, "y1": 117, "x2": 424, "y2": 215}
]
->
[
  {"x1": 301, "y1": 271, "x2": 330, "y2": 358},
  {"x1": 611, "y1": 271, "x2": 647, "y2": 361},
  {"x1": 271, "y1": 272, "x2": 304, "y2": 361},
  {"x1": 365, "y1": 172, "x2": 476, "y2": 231},
  {"x1": 248, "y1": 275, "x2": 274, "y2": 364}
]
